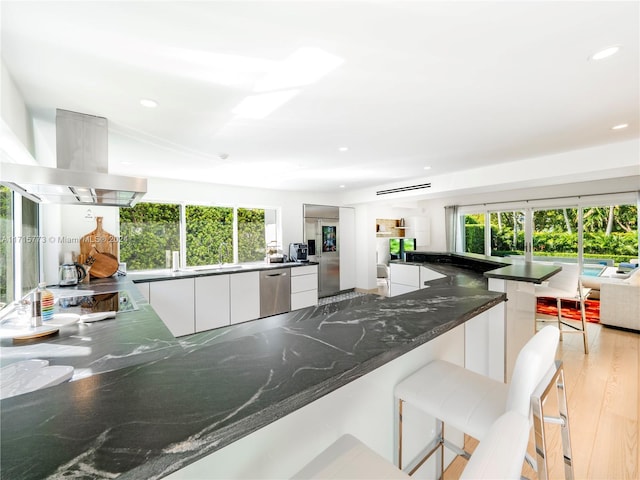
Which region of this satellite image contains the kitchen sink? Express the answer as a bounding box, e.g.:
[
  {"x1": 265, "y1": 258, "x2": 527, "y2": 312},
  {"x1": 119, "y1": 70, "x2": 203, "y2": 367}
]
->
[{"x1": 180, "y1": 264, "x2": 249, "y2": 273}]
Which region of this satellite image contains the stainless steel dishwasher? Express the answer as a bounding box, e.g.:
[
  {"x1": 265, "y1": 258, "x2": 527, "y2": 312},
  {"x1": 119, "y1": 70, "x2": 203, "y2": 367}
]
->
[{"x1": 260, "y1": 268, "x2": 291, "y2": 317}]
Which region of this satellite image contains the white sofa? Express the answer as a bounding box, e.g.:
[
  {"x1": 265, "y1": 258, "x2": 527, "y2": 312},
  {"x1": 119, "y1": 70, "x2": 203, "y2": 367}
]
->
[{"x1": 592, "y1": 267, "x2": 640, "y2": 331}]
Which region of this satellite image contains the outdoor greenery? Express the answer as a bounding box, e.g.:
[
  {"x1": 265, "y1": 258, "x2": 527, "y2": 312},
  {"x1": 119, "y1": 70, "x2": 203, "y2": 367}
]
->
[
  {"x1": 464, "y1": 205, "x2": 638, "y2": 264},
  {"x1": 185, "y1": 205, "x2": 233, "y2": 266},
  {"x1": 119, "y1": 203, "x2": 180, "y2": 270},
  {"x1": 238, "y1": 208, "x2": 266, "y2": 263},
  {"x1": 120, "y1": 203, "x2": 269, "y2": 270},
  {"x1": 0, "y1": 186, "x2": 12, "y2": 305}
]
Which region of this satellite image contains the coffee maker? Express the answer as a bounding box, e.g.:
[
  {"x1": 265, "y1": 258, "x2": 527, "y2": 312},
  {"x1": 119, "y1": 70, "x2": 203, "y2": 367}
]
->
[{"x1": 289, "y1": 243, "x2": 308, "y2": 263}]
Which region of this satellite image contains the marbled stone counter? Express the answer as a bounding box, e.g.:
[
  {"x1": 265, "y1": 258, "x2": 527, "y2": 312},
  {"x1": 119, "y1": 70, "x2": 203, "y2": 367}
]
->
[
  {"x1": 0, "y1": 278, "x2": 504, "y2": 479},
  {"x1": 404, "y1": 251, "x2": 561, "y2": 284}
]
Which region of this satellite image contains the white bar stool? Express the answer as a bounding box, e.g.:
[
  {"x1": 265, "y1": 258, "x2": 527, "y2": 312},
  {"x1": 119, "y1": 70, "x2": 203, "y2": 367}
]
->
[
  {"x1": 534, "y1": 262, "x2": 589, "y2": 354},
  {"x1": 460, "y1": 411, "x2": 530, "y2": 480},
  {"x1": 291, "y1": 434, "x2": 409, "y2": 480},
  {"x1": 292, "y1": 412, "x2": 530, "y2": 480},
  {"x1": 394, "y1": 325, "x2": 560, "y2": 477}
]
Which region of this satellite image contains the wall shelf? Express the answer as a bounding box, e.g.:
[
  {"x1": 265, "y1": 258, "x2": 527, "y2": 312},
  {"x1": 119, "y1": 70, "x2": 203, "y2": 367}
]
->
[{"x1": 376, "y1": 218, "x2": 405, "y2": 238}]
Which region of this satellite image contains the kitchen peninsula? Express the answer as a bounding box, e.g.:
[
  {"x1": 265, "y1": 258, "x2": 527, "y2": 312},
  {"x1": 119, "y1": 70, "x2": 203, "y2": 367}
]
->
[
  {"x1": 1, "y1": 266, "x2": 506, "y2": 479},
  {"x1": 391, "y1": 251, "x2": 562, "y2": 381}
]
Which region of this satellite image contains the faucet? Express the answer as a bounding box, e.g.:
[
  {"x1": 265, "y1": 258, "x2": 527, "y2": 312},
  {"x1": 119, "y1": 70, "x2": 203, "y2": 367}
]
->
[{"x1": 217, "y1": 242, "x2": 229, "y2": 266}]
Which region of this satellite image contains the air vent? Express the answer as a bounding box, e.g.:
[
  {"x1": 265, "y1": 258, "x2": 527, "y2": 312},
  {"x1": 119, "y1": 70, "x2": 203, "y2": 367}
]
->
[{"x1": 376, "y1": 183, "x2": 431, "y2": 196}]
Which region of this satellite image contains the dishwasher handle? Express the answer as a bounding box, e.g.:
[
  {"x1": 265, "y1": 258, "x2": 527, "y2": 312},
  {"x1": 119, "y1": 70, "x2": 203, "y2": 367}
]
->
[{"x1": 266, "y1": 272, "x2": 287, "y2": 277}]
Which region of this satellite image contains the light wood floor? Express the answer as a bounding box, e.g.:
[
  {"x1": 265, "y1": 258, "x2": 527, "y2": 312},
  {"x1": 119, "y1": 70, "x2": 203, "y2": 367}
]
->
[{"x1": 444, "y1": 321, "x2": 640, "y2": 480}]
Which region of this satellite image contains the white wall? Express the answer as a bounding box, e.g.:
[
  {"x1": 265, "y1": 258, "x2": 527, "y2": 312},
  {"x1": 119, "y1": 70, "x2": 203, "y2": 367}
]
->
[{"x1": 0, "y1": 60, "x2": 34, "y2": 154}]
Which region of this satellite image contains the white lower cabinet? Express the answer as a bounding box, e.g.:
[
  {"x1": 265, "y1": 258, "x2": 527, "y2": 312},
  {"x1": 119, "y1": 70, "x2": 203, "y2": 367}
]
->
[
  {"x1": 389, "y1": 263, "x2": 445, "y2": 296},
  {"x1": 195, "y1": 275, "x2": 230, "y2": 332},
  {"x1": 230, "y1": 271, "x2": 260, "y2": 324},
  {"x1": 291, "y1": 265, "x2": 318, "y2": 310},
  {"x1": 149, "y1": 278, "x2": 195, "y2": 337},
  {"x1": 135, "y1": 282, "x2": 150, "y2": 302}
]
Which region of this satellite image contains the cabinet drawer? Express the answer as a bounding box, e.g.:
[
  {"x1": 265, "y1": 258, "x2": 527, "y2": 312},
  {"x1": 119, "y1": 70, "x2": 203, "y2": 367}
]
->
[
  {"x1": 291, "y1": 289, "x2": 318, "y2": 310},
  {"x1": 291, "y1": 273, "x2": 318, "y2": 293},
  {"x1": 291, "y1": 265, "x2": 318, "y2": 277}
]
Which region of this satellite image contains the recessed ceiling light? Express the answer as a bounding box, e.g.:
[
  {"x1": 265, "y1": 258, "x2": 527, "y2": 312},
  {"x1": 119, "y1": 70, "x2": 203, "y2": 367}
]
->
[
  {"x1": 589, "y1": 45, "x2": 622, "y2": 61},
  {"x1": 338, "y1": 146, "x2": 349, "y2": 152},
  {"x1": 339, "y1": 185, "x2": 346, "y2": 188},
  {"x1": 611, "y1": 123, "x2": 629, "y2": 130},
  {"x1": 140, "y1": 98, "x2": 158, "y2": 108},
  {"x1": 423, "y1": 166, "x2": 432, "y2": 170}
]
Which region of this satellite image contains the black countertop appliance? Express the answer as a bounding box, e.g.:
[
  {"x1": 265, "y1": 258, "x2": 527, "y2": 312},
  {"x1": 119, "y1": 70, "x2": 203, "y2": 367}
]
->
[{"x1": 289, "y1": 243, "x2": 308, "y2": 262}]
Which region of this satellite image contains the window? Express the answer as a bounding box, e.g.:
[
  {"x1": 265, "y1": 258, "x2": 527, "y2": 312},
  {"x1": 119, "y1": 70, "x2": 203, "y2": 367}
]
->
[
  {"x1": 582, "y1": 204, "x2": 638, "y2": 265},
  {"x1": 490, "y1": 211, "x2": 525, "y2": 257},
  {"x1": 20, "y1": 196, "x2": 39, "y2": 297},
  {"x1": 238, "y1": 208, "x2": 266, "y2": 263},
  {"x1": 120, "y1": 202, "x2": 279, "y2": 271},
  {"x1": 454, "y1": 193, "x2": 639, "y2": 267},
  {"x1": 0, "y1": 186, "x2": 13, "y2": 306},
  {"x1": 462, "y1": 213, "x2": 485, "y2": 254},
  {"x1": 532, "y1": 207, "x2": 578, "y2": 260},
  {"x1": 119, "y1": 203, "x2": 180, "y2": 270},
  {"x1": 185, "y1": 205, "x2": 233, "y2": 266},
  {"x1": 0, "y1": 188, "x2": 39, "y2": 302}
]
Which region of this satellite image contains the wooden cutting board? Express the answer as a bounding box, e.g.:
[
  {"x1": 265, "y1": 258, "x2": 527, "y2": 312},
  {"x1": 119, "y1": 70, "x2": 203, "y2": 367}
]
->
[
  {"x1": 87, "y1": 245, "x2": 119, "y2": 278},
  {"x1": 80, "y1": 217, "x2": 119, "y2": 278}
]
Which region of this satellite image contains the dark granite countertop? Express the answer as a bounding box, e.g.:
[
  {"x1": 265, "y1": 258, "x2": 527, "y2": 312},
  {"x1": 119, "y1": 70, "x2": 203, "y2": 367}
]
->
[
  {"x1": 0, "y1": 272, "x2": 505, "y2": 479},
  {"x1": 402, "y1": 251, "x2": 561, "y2": 284}
]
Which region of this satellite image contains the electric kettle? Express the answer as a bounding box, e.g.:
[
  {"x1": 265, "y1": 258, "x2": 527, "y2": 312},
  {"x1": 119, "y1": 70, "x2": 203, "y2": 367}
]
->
[{"x1": 59, "y1": 263, "x2": 87, "y2": 286}]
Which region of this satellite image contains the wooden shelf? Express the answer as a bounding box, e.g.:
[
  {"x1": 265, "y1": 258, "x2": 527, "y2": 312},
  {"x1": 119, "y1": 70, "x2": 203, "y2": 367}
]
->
[{"x1": 376, "y1": 218, "x2": 405, "y2": 238}]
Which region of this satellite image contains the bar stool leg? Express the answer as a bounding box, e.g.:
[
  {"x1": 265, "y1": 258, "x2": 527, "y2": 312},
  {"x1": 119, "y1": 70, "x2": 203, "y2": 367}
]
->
[
  {"x1": 556, "y1": 297, "x2": 564, "y2": 342},
  {"x1": 557, "y1": 367, "x2": 574, "y2": 480},
  {"x1": 531, "y1": 394, "x2": 549, "y2": 480},
  {"x1": 579, "y1": 299, "x2": 589, "y2": 354},
  {"x1": 397, "y1": 399, "x2": 404, "y2": 470},
  {"x1": 435, "y1": 420, "x2": 444, "y2": 480},
  {"x1": 531, "y1": 361, "x2": 575, "y2": 480}
]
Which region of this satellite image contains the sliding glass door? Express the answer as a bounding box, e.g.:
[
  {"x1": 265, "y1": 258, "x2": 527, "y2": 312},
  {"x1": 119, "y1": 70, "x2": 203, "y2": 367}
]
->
[
  {"x1": 531, "y1": 207, "x2": 579, "y2": 261},
  {"x1": 490, "y1": 210, "x2": 525, "y2": 257}
]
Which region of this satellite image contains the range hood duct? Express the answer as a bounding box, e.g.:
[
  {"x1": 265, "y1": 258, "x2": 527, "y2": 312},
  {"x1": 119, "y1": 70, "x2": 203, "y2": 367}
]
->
[{"x1": 0, "y1": 109, "x2": 147, "y2": 207}]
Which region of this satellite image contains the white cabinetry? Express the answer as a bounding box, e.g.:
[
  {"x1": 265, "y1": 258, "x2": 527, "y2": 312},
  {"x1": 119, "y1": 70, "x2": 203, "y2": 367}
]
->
[
  {"x1": 149, "y1": 278, "x2": 195, "y2": 337},
  {"x1": 135, "y1": 282, "x2": 150, "y2": 302},
  {"x1": 291, "y1": 265, "x2": 318, "y2": 310},
  {"x1": 389, "y1": 263, "x2": 445, "y2": 296},
  {"x1": 230, "y1": 271, "x2": 260, "y2": 324},
  {"x1": 195, "y1": 275, "x2": 230, "y2": 332}
]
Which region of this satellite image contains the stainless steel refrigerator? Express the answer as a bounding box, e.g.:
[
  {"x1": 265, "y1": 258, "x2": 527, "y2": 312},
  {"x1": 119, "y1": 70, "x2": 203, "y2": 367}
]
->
[{"x1": 304, "y1": 204, "x2": 340, "y2": 298}]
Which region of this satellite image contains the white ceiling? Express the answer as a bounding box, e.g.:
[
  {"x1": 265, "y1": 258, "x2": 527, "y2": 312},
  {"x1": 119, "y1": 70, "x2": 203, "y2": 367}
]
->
[{"x1": 2, "y1": 1, "x2": 638, "y2": 193}]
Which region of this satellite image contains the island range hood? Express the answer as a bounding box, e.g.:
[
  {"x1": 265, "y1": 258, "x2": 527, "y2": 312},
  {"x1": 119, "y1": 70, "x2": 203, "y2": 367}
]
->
[{"x1": 1, "y1": 109, "x2": 147, "y2": 207}]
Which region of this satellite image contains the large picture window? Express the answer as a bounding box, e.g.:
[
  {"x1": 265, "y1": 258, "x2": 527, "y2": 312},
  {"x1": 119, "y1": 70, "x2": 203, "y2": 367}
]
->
[
  {"x1": 455, "y1": 195, "x2": 639, "y2": 267},
  {"x1": 238, "y1": 208, "x2": 266, "y2": 263},
  {"x1": 119, "y1": 203, "x2": 180, "y2": 270},
  {"x1": 120, "y1": 202, "x2": 279, "y2": 271},
  {"x1": 185, "y1": 205, "x2": 233, "y2": 266}
]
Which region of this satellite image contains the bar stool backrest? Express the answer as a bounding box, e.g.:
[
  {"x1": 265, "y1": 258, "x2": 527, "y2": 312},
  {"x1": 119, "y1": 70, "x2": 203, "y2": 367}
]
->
[
  {"x1": 548, "y1": 263, "x2": 580, "y2": 296},
  {"x1": 506, "y1": 326, "x2": 560, "y2": 417}
]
